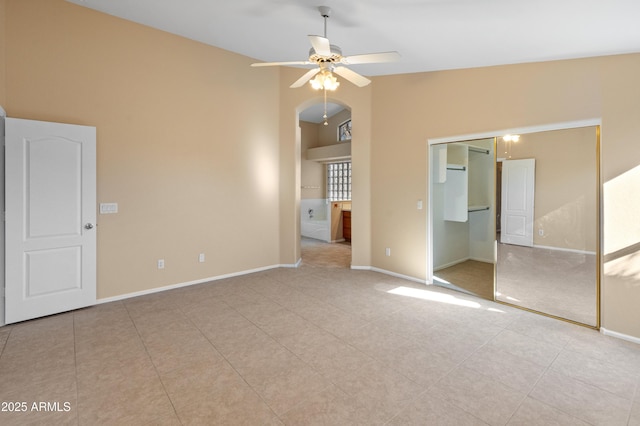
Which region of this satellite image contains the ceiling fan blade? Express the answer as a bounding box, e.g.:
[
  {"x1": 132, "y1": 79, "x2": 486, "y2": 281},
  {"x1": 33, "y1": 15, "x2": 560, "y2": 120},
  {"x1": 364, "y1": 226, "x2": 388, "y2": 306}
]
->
[
  {"x1": 341, "y1": 51, "x2": 401, "y2": 65},
  {"x1": 333, "y1": 66, "x2": 371, "y2": 87},
  {"x1": 308, "y1": 35, "x2": 331, "y2": 57},
  {"x1": 290, "y1": 68, "x2": 321, "y2": 88},
  {"x1": 251, "y1": 60, "x2": 311, "y2": 67}
]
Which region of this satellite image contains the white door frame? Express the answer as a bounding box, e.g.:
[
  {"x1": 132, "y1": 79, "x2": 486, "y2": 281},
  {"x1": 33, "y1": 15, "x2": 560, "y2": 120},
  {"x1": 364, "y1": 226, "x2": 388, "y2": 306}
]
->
[
  {"x1": 0, "y1": 106, "x2": 6, "y2": 327},
  {"x1": 426, "y1": 119, "x2": 601, "y2": 285}
]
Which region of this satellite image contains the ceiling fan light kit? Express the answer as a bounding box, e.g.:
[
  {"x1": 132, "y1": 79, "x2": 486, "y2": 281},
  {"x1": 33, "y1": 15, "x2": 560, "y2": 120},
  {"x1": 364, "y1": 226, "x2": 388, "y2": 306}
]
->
[{"x1": 310, "y1": 69, "x2": 340, "y2": 91}]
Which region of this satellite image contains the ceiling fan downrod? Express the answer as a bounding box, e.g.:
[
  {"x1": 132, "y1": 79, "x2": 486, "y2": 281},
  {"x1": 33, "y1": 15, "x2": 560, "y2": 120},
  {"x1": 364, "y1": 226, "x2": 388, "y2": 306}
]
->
[{"x1": 318, "y1": 6, "x2": 331, "y2": 38}]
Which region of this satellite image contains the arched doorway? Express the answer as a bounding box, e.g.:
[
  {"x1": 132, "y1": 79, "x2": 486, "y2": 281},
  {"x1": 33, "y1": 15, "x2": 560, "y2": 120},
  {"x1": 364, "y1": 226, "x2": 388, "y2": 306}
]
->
[{"x1": 298, "y1": 100, "x2": 352, "y2": 268}]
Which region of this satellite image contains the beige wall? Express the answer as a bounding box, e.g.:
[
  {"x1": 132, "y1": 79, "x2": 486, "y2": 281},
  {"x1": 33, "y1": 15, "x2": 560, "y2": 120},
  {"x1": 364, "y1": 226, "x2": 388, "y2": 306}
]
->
[
  {"x1": 367, "y1": 56, "x2": 640, "y2": 337},
  {"x1": 370, "y1": 59, "x2": 602, "y2": 279},
  {"x1": 0, "y1": 0, "x2": 6, "y2": 107},
  {"x1": 600, "y1": 54, "x2": 640, "y2": 338},
  {"x1": 4, "y1": 0, "x2": 640, "y2": 339},
  {"x1": 498, "y1": 127, "x2": 598, "y2": 251},
  {"x1": 4, "y1": 0, "x2": 281, "y2": 299},
  {"x1": 318, "y1": 109, "x2": 351, "y2": 146},
  {"x1": 300, "y1": 120, "x2": 324, "y2": 200}
]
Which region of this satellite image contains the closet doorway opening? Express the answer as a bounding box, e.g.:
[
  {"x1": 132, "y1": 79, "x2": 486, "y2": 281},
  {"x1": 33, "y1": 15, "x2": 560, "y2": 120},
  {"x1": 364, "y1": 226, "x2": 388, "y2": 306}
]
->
[
  {"x1": 428, "y1": 138, "x2": 496, "y2": 300},
  {"x1": 298, "y1": 101, "x2": 352, "y2": 269}
]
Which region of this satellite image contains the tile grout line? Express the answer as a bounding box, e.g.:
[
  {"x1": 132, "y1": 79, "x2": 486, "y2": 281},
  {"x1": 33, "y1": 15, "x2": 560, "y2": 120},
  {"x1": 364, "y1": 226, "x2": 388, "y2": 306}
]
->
[
  {"x1": 416, "y1": 323, "x2": 514, "y2": 425},
  {"x1": 494, "y1": 326, "x2": 580, "y2": 425},
  {"x1": 628, "y1": 379, "x2": 640, "y2": 425},
  {"x1": 177, "y1": 296, "x2": 283, "y2": 423},
  {"x1": 516, "y1": 344, "x2": 599, "y2": 425},
  {"x1": 203, "y1": 278, "x2": 416, "y2": 423},
  {"x1": 5, "y1": 264, "x2": 638, "y2": 425},
  {"x1": 121, "y1": 300, "x2": 184, "y2": 426},
  {"x1": 0, "y1": 326, "x2": 14, "y2": 360},
  {"x1": 72, "y1": 312, "x2": 81, "y2": 426}
]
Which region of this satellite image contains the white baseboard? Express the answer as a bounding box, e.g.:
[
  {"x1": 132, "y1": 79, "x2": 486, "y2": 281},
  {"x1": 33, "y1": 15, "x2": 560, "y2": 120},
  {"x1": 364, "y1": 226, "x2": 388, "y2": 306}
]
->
[
  {"x1": 533, "y1": 244, "x2": 596, "y2": 256},
  {"x1": 469, "y1": 256, "x2": 494, "y2": 264},
  {"x1": 96, "y1": 262, "x2": 425, "y2": 306},
  {"x1": 97, "y1": 264, "x2": 284, "y2": 304},
  {"x1": 349, "y1": 265, "x2": 370, "y2": 271},
  {"x1": 22, "y1": 259, "x2": 640, "y2": 349},
  {"x1": 281, "y1": 258, "x2": 302, "y2": 268},
  {"x1": 600, "y1": 328, "x2": 640, "y2": 345},
  {"x1": 434, "y1": 257, "x2": 470, "y2": 272},
  {"x1": 365, "y1": 266, "x2": 427, "y2": 285}
]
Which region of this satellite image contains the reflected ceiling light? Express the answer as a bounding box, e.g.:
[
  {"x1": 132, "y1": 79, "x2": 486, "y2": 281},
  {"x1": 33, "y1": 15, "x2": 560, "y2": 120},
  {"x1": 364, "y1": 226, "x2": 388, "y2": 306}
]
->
[
  {"x1": 310, "y1": 70, "x2": 340, "y2": 91},
  {"x1": 503, "y1": 134, "x2": 521, "y2": 159}
]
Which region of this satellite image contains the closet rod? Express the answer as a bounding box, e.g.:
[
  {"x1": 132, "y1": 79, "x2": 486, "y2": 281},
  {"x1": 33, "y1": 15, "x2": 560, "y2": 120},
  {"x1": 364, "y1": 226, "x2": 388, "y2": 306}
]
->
[
  {"x1": 468, "y1": 206, "x2": 490, "y2": 212},
  {"x1": 468, "y1": 146, "x2": 490, "y2": 155},
  {"x1": 446, "y1": 165, "x2": 466, "y2": 171}
]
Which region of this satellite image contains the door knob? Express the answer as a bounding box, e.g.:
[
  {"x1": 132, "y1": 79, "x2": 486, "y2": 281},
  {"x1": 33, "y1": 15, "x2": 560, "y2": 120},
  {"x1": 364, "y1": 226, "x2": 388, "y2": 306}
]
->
[{"x1": 84, "y1": 223, "x2": 94, "y2": 230}]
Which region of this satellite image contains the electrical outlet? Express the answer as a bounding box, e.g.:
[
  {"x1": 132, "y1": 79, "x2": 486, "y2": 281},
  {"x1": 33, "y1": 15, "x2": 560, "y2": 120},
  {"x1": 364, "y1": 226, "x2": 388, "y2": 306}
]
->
[
  {"x1": 198, "y1": 253, "x2": 205, "y2": 263},
  {"x1": 385, "y1": 248, "x2": 391, "y2": 256},
  {"x1": 157, "y1": 259, "x2": 165, "y2": 269}
]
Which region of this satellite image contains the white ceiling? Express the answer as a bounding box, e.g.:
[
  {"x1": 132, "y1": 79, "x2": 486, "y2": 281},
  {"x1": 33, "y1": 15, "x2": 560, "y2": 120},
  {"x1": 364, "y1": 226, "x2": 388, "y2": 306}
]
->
[
  {"x1": 67, "y1": 0, "x2": 640, "y2": 77},
  {"x1": 299, "y1": 103, "x2": 345, "y2": 123}
]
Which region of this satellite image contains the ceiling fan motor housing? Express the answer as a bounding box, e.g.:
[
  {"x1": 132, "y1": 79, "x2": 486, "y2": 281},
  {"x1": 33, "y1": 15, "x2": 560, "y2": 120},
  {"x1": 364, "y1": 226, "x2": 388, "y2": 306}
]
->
[{"x1": 309, "y1": 44, "x2": 343, "y2": 63}]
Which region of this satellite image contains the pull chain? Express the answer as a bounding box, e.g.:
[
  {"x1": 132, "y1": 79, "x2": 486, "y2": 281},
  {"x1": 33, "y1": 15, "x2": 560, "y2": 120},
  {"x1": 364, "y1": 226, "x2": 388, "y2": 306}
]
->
[{"x1": 323, "y1": 87, "x2": 328, "y2": 126}]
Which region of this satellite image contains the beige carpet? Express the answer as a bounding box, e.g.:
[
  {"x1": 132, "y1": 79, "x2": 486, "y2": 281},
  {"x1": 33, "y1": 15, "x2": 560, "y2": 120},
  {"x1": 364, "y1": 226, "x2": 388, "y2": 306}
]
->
[{"x1": 301, "y1": 237, "x2": 351, "y2": 268}]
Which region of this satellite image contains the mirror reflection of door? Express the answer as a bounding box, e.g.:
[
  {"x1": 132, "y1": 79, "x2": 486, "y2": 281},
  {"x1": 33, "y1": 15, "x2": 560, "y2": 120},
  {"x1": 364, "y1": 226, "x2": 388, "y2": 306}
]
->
[
  {"x1": 500, "y1": 159, "x2": 535, "y2": 247},
  {"x1": 495, "y1": 126, "x2": 600, "y2": 327}
]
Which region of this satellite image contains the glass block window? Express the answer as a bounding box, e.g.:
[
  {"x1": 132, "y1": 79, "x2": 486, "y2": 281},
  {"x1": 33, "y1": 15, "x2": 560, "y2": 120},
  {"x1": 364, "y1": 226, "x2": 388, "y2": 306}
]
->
[{"x1": 327, "y1": 162, "x2": 352, "y2": 201}]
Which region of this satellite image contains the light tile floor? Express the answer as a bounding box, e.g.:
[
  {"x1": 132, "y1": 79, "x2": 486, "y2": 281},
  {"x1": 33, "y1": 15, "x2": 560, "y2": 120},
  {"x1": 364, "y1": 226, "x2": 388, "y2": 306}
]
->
[{"x1": 1, "y1": 248, "x2": 639, "y2": 424}]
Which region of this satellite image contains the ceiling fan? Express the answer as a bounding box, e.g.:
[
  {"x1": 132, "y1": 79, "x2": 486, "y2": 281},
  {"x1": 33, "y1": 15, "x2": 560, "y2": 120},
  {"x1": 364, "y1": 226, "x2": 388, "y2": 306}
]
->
[{"x1": 251, "y1": 6, "x2": 400, "y2": 89}]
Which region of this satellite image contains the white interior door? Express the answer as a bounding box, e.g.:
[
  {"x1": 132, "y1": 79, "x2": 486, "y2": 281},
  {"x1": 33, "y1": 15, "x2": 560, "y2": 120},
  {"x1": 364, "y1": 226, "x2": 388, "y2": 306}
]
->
[
  {"x1": 5, "y1": 118, "x2": 96, "y2": 324},
  {"x1": 500, "y1": 159, "x2": 535, "y2": 246}
]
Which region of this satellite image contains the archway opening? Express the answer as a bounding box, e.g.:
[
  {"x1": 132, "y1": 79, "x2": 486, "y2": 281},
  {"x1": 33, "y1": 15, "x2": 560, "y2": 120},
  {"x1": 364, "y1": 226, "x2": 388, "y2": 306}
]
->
[{"x1": 297, "y1": 99, "x2": 353, "y2": 268}]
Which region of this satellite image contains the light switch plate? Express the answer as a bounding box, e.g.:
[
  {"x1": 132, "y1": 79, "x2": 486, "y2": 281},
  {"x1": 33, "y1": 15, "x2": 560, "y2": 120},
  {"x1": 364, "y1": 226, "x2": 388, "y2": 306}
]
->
[{"x1": 100, "y1": 203, "x2": 118, "y2": 214}]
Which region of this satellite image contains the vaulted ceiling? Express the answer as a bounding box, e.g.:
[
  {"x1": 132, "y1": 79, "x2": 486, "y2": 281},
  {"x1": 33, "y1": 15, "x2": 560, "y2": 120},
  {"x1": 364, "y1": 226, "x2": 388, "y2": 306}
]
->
[{"x1": 67, "y1": 0, "x2": 640, "y2": 77}]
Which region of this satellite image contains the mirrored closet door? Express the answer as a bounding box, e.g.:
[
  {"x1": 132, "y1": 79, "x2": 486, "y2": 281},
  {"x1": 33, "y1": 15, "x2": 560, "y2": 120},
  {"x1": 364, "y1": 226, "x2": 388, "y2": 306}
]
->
[
  {"x1": 430, "y1": 125, "x2": 600, "y2": 328},
  {"x1": 495, "y1": 126, "x2": 600, "y2": 327}
]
